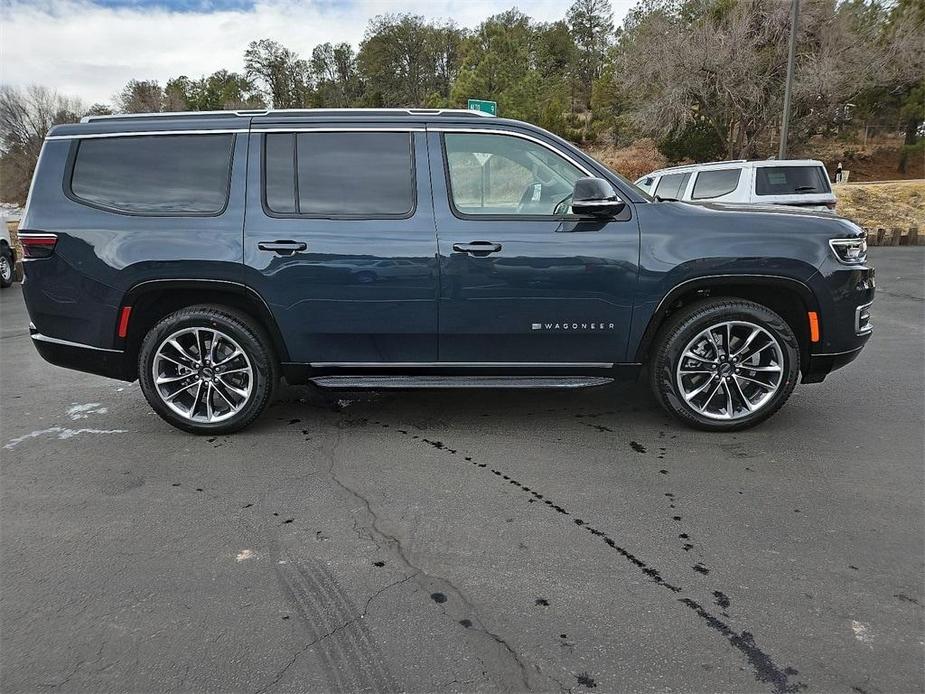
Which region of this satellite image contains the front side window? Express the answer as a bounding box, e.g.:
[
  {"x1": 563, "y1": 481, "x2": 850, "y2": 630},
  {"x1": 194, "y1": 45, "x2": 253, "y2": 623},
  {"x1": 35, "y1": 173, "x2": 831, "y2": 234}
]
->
[
  {"x1": 755, "y1": 166, "x2": 831, "y2": 196},
  {"x1": 70, "y1": 134, "x2": 234, "y2": 215},
  {"x1": 444, "y1": 133, "x2": 584, "y2": 216},
  {"x1": 264, "y1": 132, "x2": 414, "y2": 217},
  {"x1": 654, "y1": 172, "x2": 691, "y2": 200},
  {"x1": 691, "y1": 169, "x2": 742, "y2": 200}
]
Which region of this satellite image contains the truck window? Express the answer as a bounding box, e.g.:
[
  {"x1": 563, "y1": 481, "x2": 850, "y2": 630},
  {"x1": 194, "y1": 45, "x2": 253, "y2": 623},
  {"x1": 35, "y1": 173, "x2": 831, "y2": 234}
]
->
[
  {"x1": 70, "y1": 134, "x2": 234, "y2": 215},
  {"x1": 264, "y1": 132, "x2": 414, "y2": 217},
  {"x1": 654, "y1": 172, "x2": 691, "y2": 200},
  {"x1": 755, "y1": 166, "x2": 831, "y2": 195},
  {"x1": 691, "y1": 169, "x2": 742, "y2": 200}
]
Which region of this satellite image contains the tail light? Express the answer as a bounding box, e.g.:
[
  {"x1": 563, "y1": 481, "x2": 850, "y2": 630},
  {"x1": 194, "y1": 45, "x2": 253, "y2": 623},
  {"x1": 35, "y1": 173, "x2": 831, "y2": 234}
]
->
[{"x1": 19, "y1": 233, "x2": 58, "y2": 259}]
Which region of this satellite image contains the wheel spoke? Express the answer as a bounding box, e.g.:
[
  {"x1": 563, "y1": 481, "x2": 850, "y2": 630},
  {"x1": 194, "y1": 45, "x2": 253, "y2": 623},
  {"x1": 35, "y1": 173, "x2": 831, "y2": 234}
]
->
[
  {"x1": 679, "y1": 368, "x2": 713, "y2": 375},
  {"x1": 156, "y1": 372, "x2": 191, "y2": 385},
  {"x1": 739, "y1": 341, "x2": 776, "y2": 362},
  {"x1": 205, "y1": 383, "x2": 214, "y2": 421},
  {"x1": 163, "y1": 379, "x2": 198, "y2": 402},
  {"x1": 217, "y1": 376, "x2": 248, "y2": 398},
  {"x1": 167, "y1": 338, "x2": 198, "y2": 365},
  {"x1": 735, "y1": 373, "x2": 776, "y2": 389},
  {"x1": 188, "y1": 381, "x2": 203, "y2": 417},
  {"x1": 724, "y1": 379, "x2": 734, "y2": 418},
  {"x1": 731, "y1": 376, "x2": 753, "y2": 412},
  {"x1": 745, "y1": 364, "x2": 782, "y2": 372},
  {"x1": 215, "y1": 349, "x2": 243, "y2": 367},
  {"x1": 684, "y1": 375, "x2": 718, "y2": 401},
  {"x1": 732, "y1": 327, "x2": 760, "y2": 358},
  {"x1": 212, "y1": 382, "x2": 236, "y2": 409},
  {"x1": 697, "y1": 379, "x2": 725, "y2": 412},
  {"x1": 219, "y1": 366, "x2": 251, "y2": 375},
  {"x1": 682, "y1": 351, "x2": 717, "y2": 365},
  {"x1": 704, "y1": 329, "x2": 722, "y2": 358}
]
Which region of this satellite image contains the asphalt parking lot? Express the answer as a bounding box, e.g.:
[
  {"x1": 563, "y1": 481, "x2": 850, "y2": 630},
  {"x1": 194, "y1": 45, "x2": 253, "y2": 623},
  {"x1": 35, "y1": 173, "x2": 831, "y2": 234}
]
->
[{"x1": 1, "y1": 247, "x2": 922, "y2": 694}]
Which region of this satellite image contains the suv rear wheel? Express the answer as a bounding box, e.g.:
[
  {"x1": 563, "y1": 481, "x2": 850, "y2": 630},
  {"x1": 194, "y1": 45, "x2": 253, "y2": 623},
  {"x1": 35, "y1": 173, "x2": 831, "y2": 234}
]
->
[
  {"x1": 650, "y1": 299, "x2": 800, "y2": 431},
  {"x1": 138, "y1": 305, "x2": 277, "y2": 434}
]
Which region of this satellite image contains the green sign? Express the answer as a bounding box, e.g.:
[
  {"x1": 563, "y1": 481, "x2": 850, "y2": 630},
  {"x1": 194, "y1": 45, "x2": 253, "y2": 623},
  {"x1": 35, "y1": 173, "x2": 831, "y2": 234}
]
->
[{"x1": 467, "y1": 99, "x2": 497, "y2": 116}]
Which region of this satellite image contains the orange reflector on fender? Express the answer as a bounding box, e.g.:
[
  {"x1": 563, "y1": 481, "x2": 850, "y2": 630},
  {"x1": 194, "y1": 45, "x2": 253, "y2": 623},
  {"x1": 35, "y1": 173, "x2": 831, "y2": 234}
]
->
[
  {"x1": 117, "y1": 306, "x2": 133, "y2": 338},
  {"x1": 808, "y1": 311, "x2": 820, "y2": 343}
]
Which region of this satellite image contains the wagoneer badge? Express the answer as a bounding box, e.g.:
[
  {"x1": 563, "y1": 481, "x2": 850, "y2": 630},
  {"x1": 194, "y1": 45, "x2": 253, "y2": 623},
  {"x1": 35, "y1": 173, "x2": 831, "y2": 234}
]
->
[{"x1": 532, "y1": 323, "x2": 616, "y2": 330}]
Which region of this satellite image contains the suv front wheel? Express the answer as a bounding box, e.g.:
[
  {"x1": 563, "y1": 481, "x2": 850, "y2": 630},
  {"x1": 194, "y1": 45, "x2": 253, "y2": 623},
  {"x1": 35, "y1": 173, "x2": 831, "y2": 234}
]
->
[
  {"x1": 650, "y1": 299, "x2": 800, "y2": 431},
  {"x1": 138, "y1": 305, "x2": 277, "y2": 434}
]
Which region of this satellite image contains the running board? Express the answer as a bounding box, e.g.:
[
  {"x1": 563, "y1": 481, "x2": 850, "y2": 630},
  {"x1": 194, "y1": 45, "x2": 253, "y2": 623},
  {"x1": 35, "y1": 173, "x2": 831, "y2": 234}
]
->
[{"x1": 310, "y1": 375, "x2": 614, "y2": 390}]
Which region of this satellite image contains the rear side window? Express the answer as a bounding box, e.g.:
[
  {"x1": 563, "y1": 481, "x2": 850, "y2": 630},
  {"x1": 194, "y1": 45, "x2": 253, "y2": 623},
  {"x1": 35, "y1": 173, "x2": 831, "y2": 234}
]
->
[
  {"x1": 264, "y1": 132, "x2": 414, "y2": 217},
  {"x1": 691, "y1": 169, "x2": 742, "y2": 199},
  {"x1": 654, "y1": 172, "x2": 691, "y2": 200},
  {"x1": 756, "y1": 166, "x2": 831, "y2": 195},
  {"x1": 70, "y1": 134, "x2": 234, "y2": 215}
]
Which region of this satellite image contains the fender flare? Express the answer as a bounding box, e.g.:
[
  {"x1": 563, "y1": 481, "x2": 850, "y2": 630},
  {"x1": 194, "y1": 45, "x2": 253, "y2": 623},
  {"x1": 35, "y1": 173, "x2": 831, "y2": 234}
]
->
[
  {"x1": 119, "y1": 278, "x2": 290, "y2": 362},
  {"x1": 634, "y1": 273, "x2": 820, "y2": 363}
]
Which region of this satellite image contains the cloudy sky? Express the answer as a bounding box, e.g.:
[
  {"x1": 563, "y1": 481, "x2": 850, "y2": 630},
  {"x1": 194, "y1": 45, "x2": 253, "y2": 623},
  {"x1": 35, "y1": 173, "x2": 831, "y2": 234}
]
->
[{"x1": 1, "y1": 0, "x2": 634, "y2": 107}]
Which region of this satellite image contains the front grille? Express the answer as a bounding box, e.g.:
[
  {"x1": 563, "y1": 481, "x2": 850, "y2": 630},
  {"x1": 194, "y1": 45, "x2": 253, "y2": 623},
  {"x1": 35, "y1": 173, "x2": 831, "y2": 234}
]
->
[{"x1": 855, "y1": 302, "x2": 873, "y2": 335}]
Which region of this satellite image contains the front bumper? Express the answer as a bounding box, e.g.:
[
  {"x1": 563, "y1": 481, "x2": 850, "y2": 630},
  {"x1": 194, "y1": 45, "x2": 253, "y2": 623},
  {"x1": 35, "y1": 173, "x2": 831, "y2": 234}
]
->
[{"x1": 801, "y1": 262, "x2": 875, "y2": 383}]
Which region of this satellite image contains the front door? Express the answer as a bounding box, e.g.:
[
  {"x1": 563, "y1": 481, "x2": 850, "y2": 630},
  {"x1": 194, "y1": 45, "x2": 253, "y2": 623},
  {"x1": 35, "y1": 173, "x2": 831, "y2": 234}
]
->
[
  {"x1": 244, "y1": 122, "x2": 438, "y2": 364},
  {"x1": 429, "y1": 128, "x2": 639, "y2": 365}
]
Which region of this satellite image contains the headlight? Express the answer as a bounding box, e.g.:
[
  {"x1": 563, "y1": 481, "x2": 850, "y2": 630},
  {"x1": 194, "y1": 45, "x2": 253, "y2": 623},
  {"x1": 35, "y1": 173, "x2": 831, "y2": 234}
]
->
[{"x1": 829, "y1": 235, "x2": 867, "y2": 265}]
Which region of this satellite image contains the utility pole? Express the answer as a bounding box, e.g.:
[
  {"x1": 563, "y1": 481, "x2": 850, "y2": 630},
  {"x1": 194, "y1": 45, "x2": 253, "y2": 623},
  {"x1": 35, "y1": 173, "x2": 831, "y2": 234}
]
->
[{"x1": 778, "y1": 0, "x2": 799, "y2": 160}]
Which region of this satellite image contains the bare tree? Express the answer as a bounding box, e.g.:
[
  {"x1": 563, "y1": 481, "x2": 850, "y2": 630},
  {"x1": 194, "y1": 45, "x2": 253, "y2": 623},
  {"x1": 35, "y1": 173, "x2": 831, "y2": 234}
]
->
[
  {"x1": 0, "y1": 85, "x2": 84, "y2": 204},
  {"x1": 615, "y1": 0, "x2": 890, "y2": 158}
]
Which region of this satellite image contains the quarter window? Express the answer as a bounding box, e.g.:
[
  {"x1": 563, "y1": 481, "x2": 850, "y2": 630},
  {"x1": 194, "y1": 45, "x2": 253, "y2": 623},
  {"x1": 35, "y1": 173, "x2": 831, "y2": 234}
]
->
[
  {"x1": 654, "y1": 172, "x2": 691, "y2": 200},
  {"x1": 70, "y1": 134, "x2": 234, "y2": 215},
  {"x1": 264, "y1": 132, "x2": 414, "y2": 216},
  {"x1": 444, "y1": 133, "x2": 583, "y2": 216},
  {"x1": 691, "y1": 169, "x2": 742, "y2": 200}
]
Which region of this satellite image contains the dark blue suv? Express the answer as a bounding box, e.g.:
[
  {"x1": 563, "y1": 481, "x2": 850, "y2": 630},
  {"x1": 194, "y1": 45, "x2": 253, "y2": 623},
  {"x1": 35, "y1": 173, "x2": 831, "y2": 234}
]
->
[{"x1": 18, "y1": 109, "x2": 873, "y2": 434}]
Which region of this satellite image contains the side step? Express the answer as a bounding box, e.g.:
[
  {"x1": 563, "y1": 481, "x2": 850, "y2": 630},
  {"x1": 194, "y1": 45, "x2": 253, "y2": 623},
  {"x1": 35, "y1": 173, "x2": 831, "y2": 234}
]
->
[{"x1": 310, "y1": 375, "x2": 614, "y2": 390}]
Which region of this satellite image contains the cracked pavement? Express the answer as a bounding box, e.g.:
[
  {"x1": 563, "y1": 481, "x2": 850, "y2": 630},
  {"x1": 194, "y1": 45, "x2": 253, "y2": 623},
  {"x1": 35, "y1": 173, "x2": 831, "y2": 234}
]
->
[{"x1": 1, "y1": 248, "x2": 923, "y2": 693}]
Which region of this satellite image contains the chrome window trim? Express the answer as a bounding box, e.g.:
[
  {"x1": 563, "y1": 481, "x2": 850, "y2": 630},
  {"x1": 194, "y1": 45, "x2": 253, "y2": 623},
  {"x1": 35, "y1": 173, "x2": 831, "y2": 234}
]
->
[
  {"x1": 253, "y1": 127, "x2": 426, "y2": 134},
  {"x1": 31, "y1": 333, "x2": 124, "y2": 353},
  {"x1": 46, "y1": 129, "x2": 248, "y2": 141},
  {"x1": 428, "y1": 127, "x2": 594, "y2": 177},
  {"x1": 309, "y1": 361, "x2": 614, "y2": 368}
]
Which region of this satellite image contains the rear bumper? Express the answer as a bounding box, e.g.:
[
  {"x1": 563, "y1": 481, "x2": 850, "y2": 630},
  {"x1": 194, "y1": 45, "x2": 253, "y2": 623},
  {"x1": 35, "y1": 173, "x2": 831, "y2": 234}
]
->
[{"x1": 30, "y1": 330, "x2": 134, "y2": 381}]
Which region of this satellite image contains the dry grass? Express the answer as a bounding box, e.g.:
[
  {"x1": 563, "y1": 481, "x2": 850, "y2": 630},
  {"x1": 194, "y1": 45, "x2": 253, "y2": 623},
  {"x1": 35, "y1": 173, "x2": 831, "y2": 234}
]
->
[
  {"x1": 835, "y1": 180, "x2": 925, "y2": 230},
  {"x1": 582, "y1": 139, "x2": 668, "y2": 182}
]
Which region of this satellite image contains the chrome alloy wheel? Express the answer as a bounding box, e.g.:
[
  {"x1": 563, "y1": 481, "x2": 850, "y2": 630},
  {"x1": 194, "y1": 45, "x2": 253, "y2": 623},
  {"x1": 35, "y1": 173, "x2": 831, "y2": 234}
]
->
[
  {"x1": 152, "y1": 327, "x2": 254, "y2": 423},
  {"x1": 675, "y1": 320, "x2": 784, "y2": 420},
  {"x1": 0, "y1": 255, "x2": 11, "y2": 284}
]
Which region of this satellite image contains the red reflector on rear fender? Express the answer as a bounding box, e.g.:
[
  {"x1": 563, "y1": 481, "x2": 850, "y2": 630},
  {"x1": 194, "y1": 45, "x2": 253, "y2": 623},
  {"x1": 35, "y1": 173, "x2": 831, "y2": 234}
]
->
[
  {"x1": 808, "y1": 312, "x2": 820, "y2": 342},
  {"x1": 117, "y1": 306, "x2": 133, "y2": 338}
]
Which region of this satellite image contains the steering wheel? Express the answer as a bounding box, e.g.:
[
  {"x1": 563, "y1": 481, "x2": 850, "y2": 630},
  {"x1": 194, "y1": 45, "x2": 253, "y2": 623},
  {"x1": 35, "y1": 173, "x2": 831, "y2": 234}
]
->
[{"x1": 553, "y1": 193, "x2": 573, "y2": 216}]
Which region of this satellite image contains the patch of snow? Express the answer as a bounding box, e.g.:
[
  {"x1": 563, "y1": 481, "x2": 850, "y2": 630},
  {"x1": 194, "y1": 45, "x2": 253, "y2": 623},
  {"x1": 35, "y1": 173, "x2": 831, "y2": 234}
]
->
[
  {"x1": 236, "y1": 549, "x2": 256, "y2": 562},
  {"x1": 66, "y1": 403, "x2": 108, "y2": 420},
  {"x1": 4, "y1": 427, "x2": 127, "y2": 450}
]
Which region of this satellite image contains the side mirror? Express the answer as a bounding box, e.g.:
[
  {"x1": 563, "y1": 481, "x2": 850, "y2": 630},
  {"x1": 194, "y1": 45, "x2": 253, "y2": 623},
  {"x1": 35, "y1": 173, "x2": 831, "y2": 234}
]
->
[{"x1": 571, "y1": 177, "x2": 625, "y2": 217}]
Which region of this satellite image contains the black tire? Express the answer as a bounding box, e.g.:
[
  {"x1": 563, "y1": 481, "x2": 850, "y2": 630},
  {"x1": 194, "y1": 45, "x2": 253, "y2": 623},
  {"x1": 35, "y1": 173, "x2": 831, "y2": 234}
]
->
[
  {"x1": 138, "y1": 305, "x2": 278, "y2": 434},
  {"x1": 0, "y1": 246, "x2": 13, "y2": 288},
  {"x1": 649, "y1": 298, "x2": 800, "y2": 431}
]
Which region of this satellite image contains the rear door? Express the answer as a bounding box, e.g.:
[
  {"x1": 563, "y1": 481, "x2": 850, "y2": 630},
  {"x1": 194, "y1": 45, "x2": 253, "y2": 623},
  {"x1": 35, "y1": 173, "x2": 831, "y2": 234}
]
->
[
  {"x1": 243, "y1": 119, "x2": 438, "y2": 364},
  {"x1": 428, "y1": 125, "x2": 639, "y2": 365}
]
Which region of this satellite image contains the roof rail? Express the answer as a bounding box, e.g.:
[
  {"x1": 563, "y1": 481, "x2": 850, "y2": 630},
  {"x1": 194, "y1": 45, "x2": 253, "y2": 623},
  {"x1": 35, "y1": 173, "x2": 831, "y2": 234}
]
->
[
  {"x1": 655, "y1": 159, "x2": 748, "y2": 173},
  {"x1": 81, "y1": 107, "x2": 495, "y2": 123}
]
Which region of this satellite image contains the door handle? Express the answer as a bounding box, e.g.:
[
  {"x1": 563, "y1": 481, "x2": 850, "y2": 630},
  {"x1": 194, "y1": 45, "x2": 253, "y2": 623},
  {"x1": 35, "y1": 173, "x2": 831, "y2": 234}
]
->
[
  {"x1": 257, "y1": 240, "x2": 307, "y2": 255},
  {"x1": 452, "y1": 241, "x2": 503, "y2": 256}
]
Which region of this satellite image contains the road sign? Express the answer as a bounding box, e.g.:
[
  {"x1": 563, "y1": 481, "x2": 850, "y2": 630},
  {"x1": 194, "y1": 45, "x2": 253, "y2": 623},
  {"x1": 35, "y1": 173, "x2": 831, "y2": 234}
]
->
[{"x1": 467, "y1": 99, "x2": 497, "y2": 116}]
